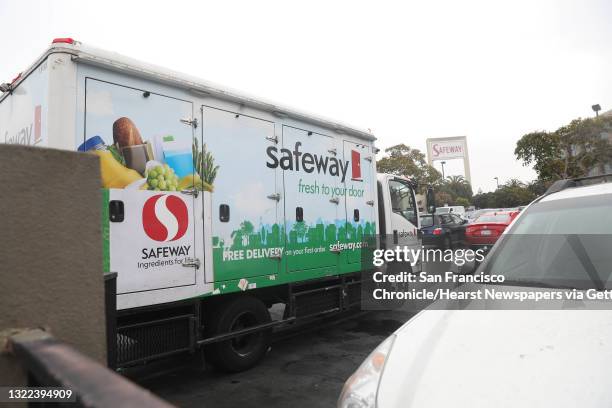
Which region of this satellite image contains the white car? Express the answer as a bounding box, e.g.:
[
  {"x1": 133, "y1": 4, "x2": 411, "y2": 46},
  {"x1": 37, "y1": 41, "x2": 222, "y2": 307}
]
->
[
  {"x1": 339, "y1": 176, "x2": 612, "y2": 408},
  {"x1": 435, "y1": 206, "x2": 466, "y2": 217}
]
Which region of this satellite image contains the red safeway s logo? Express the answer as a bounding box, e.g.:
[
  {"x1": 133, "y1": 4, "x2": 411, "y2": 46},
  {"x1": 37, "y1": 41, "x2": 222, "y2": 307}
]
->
[
  {"x1": 351, "y1": 150, "x2": 362, "y2": 181},
  {"x1": 142, "y1": 194, "x2": 189, "y2": 242}
]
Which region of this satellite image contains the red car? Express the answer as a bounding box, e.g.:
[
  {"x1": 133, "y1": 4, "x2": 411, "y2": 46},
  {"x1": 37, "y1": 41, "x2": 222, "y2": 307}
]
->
[{"x1": 465, "y1": 211, "x2": 519, "y2": 250}]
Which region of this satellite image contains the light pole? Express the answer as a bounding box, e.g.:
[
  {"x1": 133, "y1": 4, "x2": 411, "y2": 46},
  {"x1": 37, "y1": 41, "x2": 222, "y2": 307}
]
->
[
  {"x1": 440, "y1": 161, "x2": 446, "y2": 180},
  {"x1": 592, "y1": 104, "x2": 601, "y2": 117},
  {"x1": 494, "y1": 177, "x2": 499, "y2": 189}
]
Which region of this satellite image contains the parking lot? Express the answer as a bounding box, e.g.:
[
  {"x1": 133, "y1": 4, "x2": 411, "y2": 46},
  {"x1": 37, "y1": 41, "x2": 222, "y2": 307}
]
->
[
  {"x1": 130, "y1": 257, "x2": 451, "y2": 407},
  {"x1": 133, "y1": 308, "x2": 413, "y2": 408}
]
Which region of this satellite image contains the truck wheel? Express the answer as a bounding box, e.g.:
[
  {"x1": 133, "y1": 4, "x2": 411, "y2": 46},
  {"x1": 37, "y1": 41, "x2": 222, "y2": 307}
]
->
[{"x1": 205, "y1": 296, "x2": 271, "y2": 372}]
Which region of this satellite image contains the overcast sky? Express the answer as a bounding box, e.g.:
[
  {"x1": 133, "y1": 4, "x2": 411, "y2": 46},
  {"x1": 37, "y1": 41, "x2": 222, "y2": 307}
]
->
[{"x1": 2, "y1": 0, "x2": 611, "y2": 192}]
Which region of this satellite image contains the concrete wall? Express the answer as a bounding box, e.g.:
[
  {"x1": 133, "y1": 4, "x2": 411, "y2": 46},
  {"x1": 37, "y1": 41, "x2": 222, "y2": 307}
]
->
[{"x1": 0, "y1": 144, "x2": 106, "y2": 386}]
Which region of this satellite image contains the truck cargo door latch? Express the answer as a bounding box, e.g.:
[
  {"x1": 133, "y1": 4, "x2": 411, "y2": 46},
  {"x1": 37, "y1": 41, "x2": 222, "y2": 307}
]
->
[
  {"x1": 266, "y1": 136, "x2": 279, "y2": 144},
  {"x1": 180, "y1": 118, "x2": 198, "y2": 128},
  {"x1": 330, "y1": 248, "x2": 342, "y2": 254},
  {"x1": 267, "y1": 193, "x2": 281, "y2": 201},
  {"x1": 181, "y1": 189, "x2": 200, "y2": 198},
  {"x1": 364, "y1": 156, "x2": 372, "y2": 162},
  {"x1": 182, "y1": 258, "x2": 201, "y2": 269},
  {"x1": 328, "y1": 148, "x2": 337, "y2": 155},
  {"x1": 366, "y1": 200, "x2": 374, "y2": 206},
  {"x1": 329, "y1": 197, "x2": 340, "y2": 205}
]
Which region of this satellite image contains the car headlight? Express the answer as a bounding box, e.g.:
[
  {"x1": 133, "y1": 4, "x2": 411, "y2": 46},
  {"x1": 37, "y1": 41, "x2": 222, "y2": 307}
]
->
[{"x1": 337, "y1": 334, "x2": 396, "y2": 408}]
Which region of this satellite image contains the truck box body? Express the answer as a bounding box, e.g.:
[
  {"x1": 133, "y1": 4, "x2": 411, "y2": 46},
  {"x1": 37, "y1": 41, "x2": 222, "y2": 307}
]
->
[{"x1": 0, "y1": 41, "x2": 382, "y2": 311}]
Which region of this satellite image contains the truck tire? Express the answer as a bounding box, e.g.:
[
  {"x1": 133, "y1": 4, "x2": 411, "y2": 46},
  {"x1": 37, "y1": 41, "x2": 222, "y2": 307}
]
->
[{"x1": 205, "y1": 296, "x2": 271, "y2": 372}]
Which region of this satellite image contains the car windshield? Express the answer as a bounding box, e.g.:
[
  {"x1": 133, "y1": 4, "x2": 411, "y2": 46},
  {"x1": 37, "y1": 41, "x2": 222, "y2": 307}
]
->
[
  {"x1": 475, "y1": 213, "x2": 511, "y2": 223},
  {"x1": 481, "y1": 194, "x2": 612, "y2": 290},
  {"x1": 420, "y1": 215, "x2": 434, "y2": 227}
]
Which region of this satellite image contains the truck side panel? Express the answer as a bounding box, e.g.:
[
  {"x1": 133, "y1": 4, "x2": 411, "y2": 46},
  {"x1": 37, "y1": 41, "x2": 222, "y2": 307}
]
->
[
  {"x1": 0, "y1": 59, "x2": 49, "y2": 147},
  {"x1": 74, "y1": 62, "x2": 376, "y2": 309}
]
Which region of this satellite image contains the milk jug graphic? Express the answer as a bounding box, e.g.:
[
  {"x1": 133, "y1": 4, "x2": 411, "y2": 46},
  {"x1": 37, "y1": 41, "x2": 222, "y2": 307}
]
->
[{"x1": 160, "y1": 134, "x2": 194, "y2": 178}]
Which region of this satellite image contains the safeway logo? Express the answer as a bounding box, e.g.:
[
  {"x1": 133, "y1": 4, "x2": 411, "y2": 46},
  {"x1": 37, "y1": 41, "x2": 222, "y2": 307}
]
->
[
  {"x1": 351, "y1": 150, "x2": 362, "y2": 181},
  {"x1": 142, "y1": 194, "x2": 189, "y2": 242}
]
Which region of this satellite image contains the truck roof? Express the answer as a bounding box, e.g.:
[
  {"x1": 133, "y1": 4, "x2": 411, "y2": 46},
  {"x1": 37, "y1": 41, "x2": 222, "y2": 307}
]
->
[{"x1": 1, "y1": 39, "x2": 375, "y2": 142}]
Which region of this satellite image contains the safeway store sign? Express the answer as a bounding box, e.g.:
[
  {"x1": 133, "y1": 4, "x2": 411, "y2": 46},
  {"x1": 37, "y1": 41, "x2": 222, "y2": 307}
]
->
[
  {"x1": 427, "y1": 139, "x2": 466, "y2": 160},
  {"x1": 426, "y1": 136, "x2": 472, "y2": 183}
]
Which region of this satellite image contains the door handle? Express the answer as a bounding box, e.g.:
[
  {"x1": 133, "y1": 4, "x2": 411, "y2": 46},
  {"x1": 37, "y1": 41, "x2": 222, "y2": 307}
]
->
[
  {"x1": 182, "y1": 258, "x2": 201, "y2": 269},
  {"x1": 181, "y1": 189, "x2": 199, "y2": 198}
]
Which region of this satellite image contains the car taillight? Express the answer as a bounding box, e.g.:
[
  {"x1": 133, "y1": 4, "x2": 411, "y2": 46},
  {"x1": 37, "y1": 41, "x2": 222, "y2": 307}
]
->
[{"x1": 433, "y1": 228, "x2": 442, "y2": 235}]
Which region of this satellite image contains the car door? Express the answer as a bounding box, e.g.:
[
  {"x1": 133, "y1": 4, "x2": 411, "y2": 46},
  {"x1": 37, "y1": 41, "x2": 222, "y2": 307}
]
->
[
  {"x1": 388, "y1": 179, "x2": 419, "y2": 249},
  {"x1": 437, "y1": 214, "x2": 455, "y2": 243},
  {"x1": 450, "y1": 214, "x2": 467, "y2": 245}
]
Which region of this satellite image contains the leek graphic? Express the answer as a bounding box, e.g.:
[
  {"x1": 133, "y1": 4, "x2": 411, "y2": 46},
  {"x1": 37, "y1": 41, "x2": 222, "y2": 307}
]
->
[{"x1": 193, "y1": 137, "x2": 219, "y2": 191}]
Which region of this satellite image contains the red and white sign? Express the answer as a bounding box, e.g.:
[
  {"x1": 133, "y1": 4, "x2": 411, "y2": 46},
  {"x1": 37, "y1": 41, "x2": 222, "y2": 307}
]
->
[
  {"x1": 427, "y1": 139, "x2": 466, "y2": 160},
  {"x1": 142, "y1": 194, "x2": 189, "y2": 242},
  {"x1": 351, "y1": 150, "x2": 362, "y2": 181}
]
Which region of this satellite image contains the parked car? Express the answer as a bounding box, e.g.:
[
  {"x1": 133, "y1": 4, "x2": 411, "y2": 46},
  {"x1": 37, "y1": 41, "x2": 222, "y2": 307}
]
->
[
  {"x1": 465, "y1": 210, "x2": 519, "y2": 250},
  {"x1": 464, "y1": 208, "x2": 490, "y2": 223},
  {"x1": 339, "y1": 175, "x2": 612, "y2": 408},
  {"x1": 420, "y1": 213, "x2": 467, "y2": 248},
  {"x1": 435, "y1": 205, "x2": 466, "y2": 218}
]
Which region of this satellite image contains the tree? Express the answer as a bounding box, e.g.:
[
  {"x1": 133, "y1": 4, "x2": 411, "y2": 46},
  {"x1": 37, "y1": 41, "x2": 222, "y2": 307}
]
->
[
  {"x1": 515, "y1": 116, "x2": 612, "y2": 181},
  {"x1": 435, "y1": 191, "x2": 453, "y2": 207},
  {"x1": 377, "y1": 144, "x2": 442, "y2": 192},
  {"x1": 455, "y1": 197, "x2": 471, "y2": 208},
  {"x1": 471, "y1": 179, "x2": 535, "y2": 209},
  {"x1": 440, "y1": 175, "x2": 473, "y2": 201}
]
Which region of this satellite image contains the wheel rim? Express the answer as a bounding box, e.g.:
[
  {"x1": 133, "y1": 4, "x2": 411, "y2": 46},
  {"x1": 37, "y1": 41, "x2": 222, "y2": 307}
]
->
[{"x1": 229, "y1": 311, "x2": 262, "y2": 357}]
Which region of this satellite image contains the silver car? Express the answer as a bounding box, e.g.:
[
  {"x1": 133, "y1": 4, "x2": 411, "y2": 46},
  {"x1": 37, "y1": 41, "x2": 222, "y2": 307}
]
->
[{"x1": 339, "y1": 178, "x2": 612, "y2": 408}]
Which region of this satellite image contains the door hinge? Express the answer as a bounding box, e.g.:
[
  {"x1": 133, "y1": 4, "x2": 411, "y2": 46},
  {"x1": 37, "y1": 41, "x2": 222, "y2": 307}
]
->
[
  {"x1": 266, "y1": 135, "x2": 279, "y2": 144},
  {"x1": 366, "y1": 200, "x2": 374, "y2": 206},
  {"x1": 180, "y1": 117, "x2": 198, "y2": 128},
  {"x1": 329, "y1": 197, "x2": 340, "y2": 205},
  {"x1": 328, "y1": 148, "x2": 337, "y2": 155},
  {"x1": 182, "y1": 258, "x2": 201, "y2": 269},
  {"x1": 181, "y1": 189, "x2": 200, "y2": 198},
  {"x1": 267, "y1": 193, "x2": 281, "y2": 201}
]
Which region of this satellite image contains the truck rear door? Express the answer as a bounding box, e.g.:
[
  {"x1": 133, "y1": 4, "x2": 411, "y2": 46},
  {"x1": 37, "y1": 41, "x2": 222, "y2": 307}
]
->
[{"x1": 84, "y1": 78, "x2": 199, "y2": 294}]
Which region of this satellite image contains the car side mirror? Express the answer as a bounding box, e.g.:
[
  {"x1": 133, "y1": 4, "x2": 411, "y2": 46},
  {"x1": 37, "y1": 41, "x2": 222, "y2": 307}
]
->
[{"x1": 426, "y1": 186, "x2": 436, "y2": 214}]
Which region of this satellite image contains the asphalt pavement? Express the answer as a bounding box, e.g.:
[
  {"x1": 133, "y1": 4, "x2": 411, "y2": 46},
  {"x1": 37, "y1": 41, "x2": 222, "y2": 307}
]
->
[{"x1": 131, "y1": 257, "x2": 452, "y2": 407}]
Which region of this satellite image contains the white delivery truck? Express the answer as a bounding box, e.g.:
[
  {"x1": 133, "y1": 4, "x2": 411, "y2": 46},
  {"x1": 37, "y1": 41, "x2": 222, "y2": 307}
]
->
[{"x1": 0, "y1": 38, "x2": 428, "y2": 371}]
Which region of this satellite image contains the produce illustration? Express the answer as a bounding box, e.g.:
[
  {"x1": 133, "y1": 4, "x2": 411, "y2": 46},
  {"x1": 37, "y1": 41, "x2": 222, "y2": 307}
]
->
[
  {"x1": 192, "y1": 137, "x2": 218, "y2": 191},
  {"x1": 80, "y1": 117, "x2": 219, "y2": 192}
]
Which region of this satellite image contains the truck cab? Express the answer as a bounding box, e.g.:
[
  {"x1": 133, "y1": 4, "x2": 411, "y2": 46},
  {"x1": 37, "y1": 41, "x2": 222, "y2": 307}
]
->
[{"x1": 377, "y1": 173, "x2": 420, "y2": 246}]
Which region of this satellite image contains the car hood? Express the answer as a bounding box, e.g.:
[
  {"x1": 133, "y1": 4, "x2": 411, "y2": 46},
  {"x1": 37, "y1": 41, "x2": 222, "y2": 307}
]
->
[{"x1": 377, "y1": 305, "x2": 612, "y2": 407}]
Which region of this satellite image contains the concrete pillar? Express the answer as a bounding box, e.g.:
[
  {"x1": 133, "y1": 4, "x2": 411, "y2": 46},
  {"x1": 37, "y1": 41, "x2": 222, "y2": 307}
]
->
[{"x1": 0, "y1": 145, "x2": 106, "y2": 386}]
